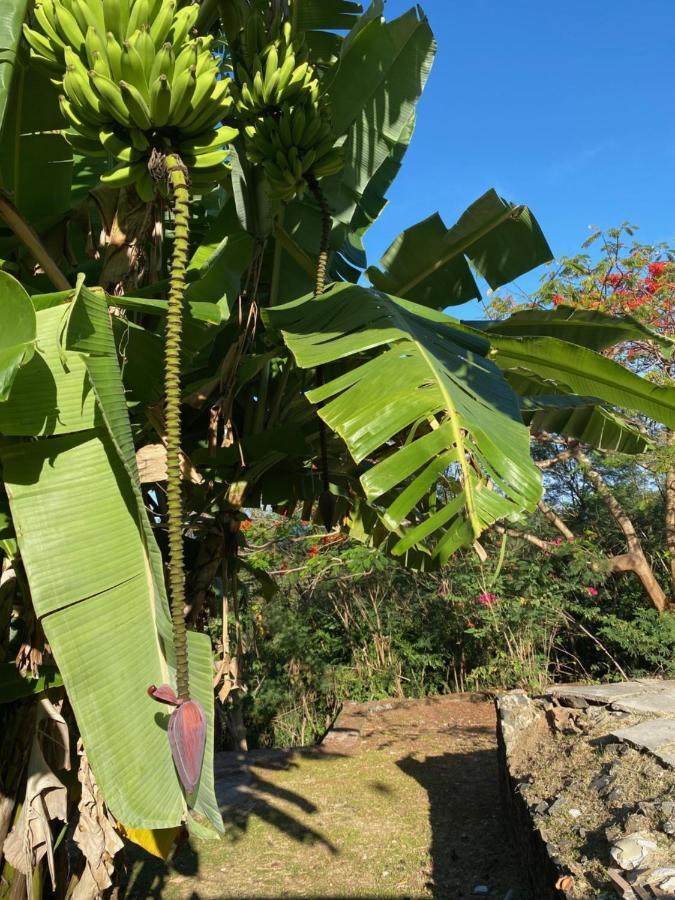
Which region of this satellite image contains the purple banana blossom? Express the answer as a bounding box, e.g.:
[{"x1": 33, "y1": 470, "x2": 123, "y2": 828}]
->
[{"x1": 148, "y1": 685, "x2": 207, "y2": 794}]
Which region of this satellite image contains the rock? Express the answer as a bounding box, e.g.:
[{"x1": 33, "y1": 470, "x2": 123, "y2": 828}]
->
[
  {"x1": 472, "y1": 886, "x2": 490, "y2": 896},
  {"x1": 609, "y1": 832, "x2": 658, "y2": 871},
  {"x1": 591, "y1": 774, "x2": 612, "y2": 792},
  {"x1": 533, "y1": 800, "x2": 549, "y2": 815},
  {"x1": 607, "y1": 787, "x2": 625, "y2": 803},
  {"x1": 661, "y1": 800, "x2": 675, "y2": 817},
  {"x1": 662, "y1": 820, "x2": 675, "y2": 834},
  {"x1": 547, "y1": 797, "x2": 566, "y2": 816},
  {"x1": 569, "y1": 808, "x2": 582, "y2": 819},
  {"x1": 646, "y1": 868, "x2": 675, "y2": 891}
]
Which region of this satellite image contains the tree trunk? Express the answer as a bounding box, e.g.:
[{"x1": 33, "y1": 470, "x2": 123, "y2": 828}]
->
[{"x1": 575, "y1": 449, "x2": 670, "y2": 613}]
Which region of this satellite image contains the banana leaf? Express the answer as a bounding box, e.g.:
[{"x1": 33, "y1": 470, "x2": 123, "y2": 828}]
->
[
  {"x1": 366, "y1": 190, "x2": 553, "y2": 307},
  {"x1": 0, "y1": 0, "x2": 28, "y2": 133},
  {"x1": 0, "y1": 278, "x2": 221, "y2": 832},
  {"x1": 0, "y1": 270, "x2": 36, "y2": 401},
  {"x1": 490, "y1": 333, "x2": 675, "y2": 430},
  {"x1": 265, "y1": 283, "x2": 542, "y2": 563},
  {"x1": 471, "y1": 304, "x2": 673, "y2": 353}
]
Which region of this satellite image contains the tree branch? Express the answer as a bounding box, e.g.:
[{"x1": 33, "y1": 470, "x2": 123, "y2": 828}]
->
[
  {"x1": 537, "y1": 499, "x2": 576, "y2": 541},
  {"x1": 0, "y1": 191, "x2": 71, "y2": 291}
]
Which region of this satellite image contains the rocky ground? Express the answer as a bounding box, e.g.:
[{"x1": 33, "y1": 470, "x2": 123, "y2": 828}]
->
[{"x1": 501, "y1": 681, "x2": 675, "y2": 898}]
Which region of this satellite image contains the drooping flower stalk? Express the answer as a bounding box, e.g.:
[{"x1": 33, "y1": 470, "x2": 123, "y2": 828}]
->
[
  {"x1": 157, "y1": 150, "x2": 191, "y2": 701},
  {"x1": 147, "y1": 150, "x2": 206, "y2": 796}
]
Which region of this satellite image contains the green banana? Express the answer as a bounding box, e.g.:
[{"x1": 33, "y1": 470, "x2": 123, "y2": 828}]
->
[
  {"x1": 130, "y1": 27, "x2": 156, "y2": 77},
  {"x1": 120, "y1": 40, "x2": 149, "y2": 99},
  {"x1": 53, "y1": 3, "x2": 85, "y2": 51},
  {"x1": 119, "y1": 79, "x2": 152, "y2": 129},
  {"x1": 105, "y1": 32, "x2": 123, "y2": 81},
  {"x1": 63, "y1": 63, "x2": 106, "y2": 122},
  {"x1": 168, "y1": 63, "x2": 197, "y2": 123},
  {"x1": 89, "y1": 69, "x2": 131, "y2": 124},
  {"x1": 149, "y1": 74, "x2": 172, "y2": 127},
  {"x1": 169, "y1": 4, "x2": 198, "y2": 51},
  {"x1": 126, "y1": 0, "x2": 150, "y2": 37},
  {"x1": 91, "y1": 50, "x2": 110, "y2": 78},
  {"x1": 34, "y1": 3, "x2": 66, "y2": 51},
  {"x1": 178, "y1": 124, "x2": 238, "y2": 155},
  {"x1": 182, "y1": 148, "x2": 229, "y2": 170},
  {"x1": 150, "y1": 42, "x2": 175, "y2": 83},
  {"x1": 99, "y1": 127, "x2": 141, "y2": 162},
  {"x1": 311, "y1": 148, "x2": 344, "y2": 178},
  {"x1": 23, "y1": 26, "x2": 59, "y2": 62},
  {"x1": 84, "y1": 25, "x2": 106, "y2": 70},
  {"x1": 136, "y1": 167, "x2": 156, "y2": 202},
  {"x1": 291, "y1": 106, "x2": 306, "y2": 146},
  {"x1": 64, "y1": 130, "x2": 108, "y2": 157},
  {"x1": 100, "y1": 160, "x2": 147, "y2": 187},
  {"x1": 102, "y1": 0, "x2": 122, "y2": 41},
  {"x1": 72, "y1": 0, "x2": 106, "y2": 40},
  {"x1": 149, "y1": 0, "x2": 176, "y2": 49}
]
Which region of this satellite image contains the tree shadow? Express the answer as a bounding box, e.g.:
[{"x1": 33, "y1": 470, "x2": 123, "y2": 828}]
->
[
  {"x1": 397, "y1": 727, "x2": 531, "y2": 900},
  {"x1": 121, "y1": 748, "x2": 342, "y2": 899},
  {"x1": 216, "y1": 748, "x2": 340, "y2": 855}
]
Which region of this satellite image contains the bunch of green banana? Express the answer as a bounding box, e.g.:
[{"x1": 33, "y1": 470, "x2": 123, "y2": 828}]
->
[
  {"x1": 23, "y1": 0, "x2": 238, "y2": 196},
  {"x1": 231, "y1": 12, "x2": 344, "y2": 202}
]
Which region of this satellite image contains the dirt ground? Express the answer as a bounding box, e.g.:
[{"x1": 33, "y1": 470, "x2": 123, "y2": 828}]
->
[{"x1": 123, "y1": 695, "x2": 528, "y2": 899}]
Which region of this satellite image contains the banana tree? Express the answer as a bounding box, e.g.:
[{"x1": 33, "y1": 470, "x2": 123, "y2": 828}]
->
[{"x1": 2, "y1": 0, "x2": 675, "y2": 893}]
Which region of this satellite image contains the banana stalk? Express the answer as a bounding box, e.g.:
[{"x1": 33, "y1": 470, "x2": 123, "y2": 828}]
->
[{"x1": 161, "y1": 150, "x2": 191, "y2": 701}]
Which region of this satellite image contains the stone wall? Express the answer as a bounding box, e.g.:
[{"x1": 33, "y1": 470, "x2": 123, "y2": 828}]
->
[{"x1": 495, "y1": 692, "x2": 575, "y2": 900}]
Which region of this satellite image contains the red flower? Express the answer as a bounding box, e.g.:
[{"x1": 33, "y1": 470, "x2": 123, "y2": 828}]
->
[
  {"x1": 306, "y1": 544, "x2": 319, "y2": 558},
  {"x1": 606, "y1": 273, "x2": 623, "y2": 288},
  {"x1": 240, "y1": 519, "x2": 252, "y2": 531},
  {"x1": 478, "y1": 592, "x2": 498, "y2": 607},
  {"x1": 586, "y1": 586, "x2": 599, "y2": 597},
  {"x1": 552, "y1": 294, "x2": 565, "y2": 306},
  {"x1": 644, "y1": 278, "x2": 659, "y2": 295},
  {"x1": 648, "y1": 261, "x2": 668, "y2": 278}
]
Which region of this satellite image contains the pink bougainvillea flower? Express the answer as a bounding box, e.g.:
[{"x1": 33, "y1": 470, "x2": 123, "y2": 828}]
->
[
  {"x1": 478, "y1": 592, "x2": 498, "y2": 607},
  {"x1": 586, "y1": 586, "x2": 599, "y2": 597},
  {"x1": 148, "y1": 685, "x2": 207, "y2": 794},
  {"x1": 168, "y1": 700, "x2": 207, "y2": 794}
]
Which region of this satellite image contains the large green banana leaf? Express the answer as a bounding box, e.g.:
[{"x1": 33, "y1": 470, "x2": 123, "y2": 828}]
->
[
  {"x1": 0, "y1": 270, "x2": 35, "y2": 401},
  {"x1": 265, "y1": 283, "x2": 542, "y2": 563},
  {"x1": 325, "y1": 7, "x2": 435, "y2": 228},
  {"x1": 505, "y1": 370, "x2": 650, "y2": 454},
  {"x1": 366, "y1": 190, "x2": 553, "y2": 308},
  {"x1": 0, "y1": 0, "x2": 28, "y2": 133},
  {"x1": 490, "y1": 334, "x2": 675, "y2": 430},
  {"x1": 0, "y1": 280, "x2": 221, "y2": 832},
  {"x1": 270, "y1": 7, "x2": 434, "y2": 305},
  {"x1": 472, "y1": 304, "x2": 673, "y2": 353},
  {"x1": 0, "y1": 52, "x2": 72, "y2": 244}
]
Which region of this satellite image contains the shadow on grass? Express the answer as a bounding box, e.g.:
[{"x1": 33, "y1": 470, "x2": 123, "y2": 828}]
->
[
  {"x1": 121, "y1": 748, "x2": 341, "y2": 898},
  {"x1": 397, "y1": 726, "x2": 531, "y2": 900}
]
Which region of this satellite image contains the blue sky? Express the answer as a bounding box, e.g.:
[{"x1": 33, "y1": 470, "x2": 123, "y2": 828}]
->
[{"x1": 365, "y1": 0, "x2": 675, "y2": 312}]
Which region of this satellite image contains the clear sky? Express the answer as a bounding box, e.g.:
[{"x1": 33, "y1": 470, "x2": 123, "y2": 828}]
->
[{"x1": 365, "y1": 0, "x2": 675, "y2": 310}]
